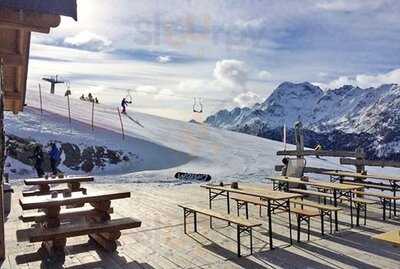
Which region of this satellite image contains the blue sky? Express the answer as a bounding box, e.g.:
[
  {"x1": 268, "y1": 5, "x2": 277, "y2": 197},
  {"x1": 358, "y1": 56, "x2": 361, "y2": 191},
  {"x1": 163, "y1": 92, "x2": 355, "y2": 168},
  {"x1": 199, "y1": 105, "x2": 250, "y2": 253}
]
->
[{"x1": 27, "y1": 0, "x2": 400, "y2": 121}]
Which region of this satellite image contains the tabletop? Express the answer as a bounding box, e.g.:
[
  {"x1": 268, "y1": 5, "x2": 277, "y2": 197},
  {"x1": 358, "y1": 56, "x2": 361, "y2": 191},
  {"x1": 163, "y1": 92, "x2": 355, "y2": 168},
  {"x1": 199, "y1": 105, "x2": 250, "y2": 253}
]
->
[
  {"x1": 267, "y1": 176, "x2": 363, "y2": 191},
  {"x1": 24, "y1": 176, "x2": 95, "y2": 186},
  {"x1": 200, "y1": 184, "x2": 302, "y2": 201},
  {"x1": 316, "y1": 170, "x2": 400, "y2": 182},
  {"x1": 19, "y1": 190, "x2": 130, "y2": 210},
  {"x1": 372, "y1": 230, "x2": 400, "y2": 247}
]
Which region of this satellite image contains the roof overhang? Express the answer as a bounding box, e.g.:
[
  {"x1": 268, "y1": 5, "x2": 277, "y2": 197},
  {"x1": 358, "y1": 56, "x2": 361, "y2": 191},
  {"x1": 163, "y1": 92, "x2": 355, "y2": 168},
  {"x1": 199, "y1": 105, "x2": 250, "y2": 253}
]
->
[{"x1": 0, "y1": 2, "x2": 76, "y2": 113}]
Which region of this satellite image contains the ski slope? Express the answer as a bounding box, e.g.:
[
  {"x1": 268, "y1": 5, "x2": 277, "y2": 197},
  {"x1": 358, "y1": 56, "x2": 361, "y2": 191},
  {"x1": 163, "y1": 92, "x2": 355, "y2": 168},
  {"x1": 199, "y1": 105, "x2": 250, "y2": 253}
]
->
[{"x1": 5, "y1": 90, "x2": 397, "y2": 183}]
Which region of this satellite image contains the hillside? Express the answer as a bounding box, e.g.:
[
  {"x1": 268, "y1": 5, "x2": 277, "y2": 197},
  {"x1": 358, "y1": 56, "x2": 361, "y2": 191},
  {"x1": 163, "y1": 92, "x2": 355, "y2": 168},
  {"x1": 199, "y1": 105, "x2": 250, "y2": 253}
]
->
[
  {"x1": 205, "y1": 82, "x2": 400, "y2": 160},
  {"x1": 4, "y1": 90, "x2": 352, "y2": 182}
]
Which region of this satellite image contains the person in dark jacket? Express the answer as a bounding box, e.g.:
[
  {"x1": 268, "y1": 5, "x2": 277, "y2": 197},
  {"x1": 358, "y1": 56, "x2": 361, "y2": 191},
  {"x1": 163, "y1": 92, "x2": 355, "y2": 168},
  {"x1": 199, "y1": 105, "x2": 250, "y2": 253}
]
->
[
  {"x1": 32, "y1": 145, "x2": 44, "y2": 177},
  {"x1": 121, "y1": 98, "x2": 129, "y2": 114},
  {"x1": 48, "y1": 143, "x2": 62, "y2": 175}
]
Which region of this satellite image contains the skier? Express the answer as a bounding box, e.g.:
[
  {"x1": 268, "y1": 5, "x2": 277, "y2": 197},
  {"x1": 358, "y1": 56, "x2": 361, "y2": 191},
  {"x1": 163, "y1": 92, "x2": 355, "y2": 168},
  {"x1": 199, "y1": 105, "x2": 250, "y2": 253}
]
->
[
  {"x1": 121, "y1": 97, "x2": 131, "y2": 114},
  {"x1": 48, "y1": 143, "x2": 62, "y2": 175},
  {"x1": 95, "y1": 97, "x2": 99, "y2": 104},
  {"x1": 281, "y1": 157, "x2": 289, "y2": 176},
  {"x1": 80, "y1": 94, "x2": 85, "y2": 101},
  {"x1": 32, "y1": 145, "x2": 44, "y2": 178},
  {"x1": 88, "y1": 93, "x2": 94, "y2": 102}
]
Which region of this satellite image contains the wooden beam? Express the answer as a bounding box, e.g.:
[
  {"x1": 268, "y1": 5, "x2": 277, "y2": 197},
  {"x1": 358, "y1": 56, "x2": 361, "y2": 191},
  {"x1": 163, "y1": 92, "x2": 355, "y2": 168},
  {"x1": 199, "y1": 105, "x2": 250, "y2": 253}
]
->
[
  {"x1": 340, "y1": 158, "x2": 400, "y2": 168},
  {"x1": 275, "y1": 165, "x2": 337, "y2": 174},
  {"x1": 0, "y1": 8, "x2": 60, "y2": 33},
  {"x1": 0, "y1": 54, "x2": 23, "y2": 66},
  {"x1": 277, "y1": 150, "x2": 364, "y2": 158}
]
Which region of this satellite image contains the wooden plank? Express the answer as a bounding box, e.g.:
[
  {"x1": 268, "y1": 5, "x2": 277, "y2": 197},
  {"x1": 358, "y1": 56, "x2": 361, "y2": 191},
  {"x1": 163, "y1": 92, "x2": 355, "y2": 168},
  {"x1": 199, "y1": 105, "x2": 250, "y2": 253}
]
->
[
  {"x1": 341, "y1": 158, "x2": 400, "y2": 169},
  {"x1": 26, "y1": 217, "x2": 141, "y2": 242},
  {"x1": 291, "y1": 198, "x2": 341, "y2": 211},
  {"x1": 267, "y1": 176, "x2": 364, "y2": 191},
  {"x1": 19, "y1": 191, "x2": 131, "y2": 210},
  {"x1": 0, "y1": 53, "x2": 23, "y2": 66},
  {"x1": 0, "y1": 8, "x2": 61, "y2": 33},
  {"x1": 317, "y1": 170, "x2": 400, "y2": 182},
  {"x1": 20, "y1": 206, "x2": 114, "y2": 223},
  {"x1": 290, "y1": 207, "x2": 320, "y2": 217},
  {"x1": 24, "y1": 176, "x2": 94, "y2": 186},
  {"x1": 277, "y1": 150, "x2": 363, "y2": 158},
  {"x1": 200, "y1": 184, "x2": 302, "y2": 201},
  {"x1": 177, "y1": 204, "x2": 262, "y2": 227},
  {"x1": 22, "y1": 187, "x2": 86, "y2": 197},
  {"x1": 372, "y1": 230, "x2": 400, "y2": 247},
  {"x1": 275, "y1": 165, "x2": 336, "y2": 174}
]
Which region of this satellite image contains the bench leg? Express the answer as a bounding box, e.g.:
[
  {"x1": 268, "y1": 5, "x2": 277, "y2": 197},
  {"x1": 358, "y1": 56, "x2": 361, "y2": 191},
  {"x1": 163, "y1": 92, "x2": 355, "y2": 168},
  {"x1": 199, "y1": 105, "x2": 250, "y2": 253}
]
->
[
  {"x1": 288, "y1": 201, "x2": 293, "y2": 245},
  {"x1": 364, "y1": 204, "x2": 367, "y2": 225},
  {"x1": 183, "y1": 209, "x2": 187, "y2": 234},
  {"x1": 250, "y1": 228, "x2": 253, "y2": 255},
  {"x1": 320, "y1": 212, "x2": 324, "y2": 236},
  {"x1": 297, "y1": 214, "x2": 301, "y2": 242},
  {"x1": 329, "y1": 212, "x2": 333, "y2": 234},
  {"x1": 307, "y1": 218, "x2": 310, "y2": 241},
  {"x1": 194, "y1": 212, "x2": 197, "y2": 232},
  {"x1": 245, "y1": 202, "x2": 249, "y2": 219},
  {"x1": 389, "y1": 200, "x2": 392, "y2": 219},
  {"x1": 349, "y1": 193, "x2": 354, "y2": 228},
  {"x1": 227, "y1": 192, "x2": 231, "y2": 226},
  {"x1": 237, "y1": 224, "x2": 241, "y2": 257},
  {"x1": 267, "y1": 200, "x2": 273, "y2": 249},
  {"x1": 333, "y1": 189, "x2": 339, "y2": 232},
  {"x1": 383, "y1": 198, "x2": 386, "y2": 220},
  {"x1": 356, "y1": 203, "x2": 360, "y2": 227},
  {"x1": 259, "y1": 205, "x2": 262, "y2": 217},
  {"x1": 236, "y1": 201, "x2": 240, "y2": 217}
]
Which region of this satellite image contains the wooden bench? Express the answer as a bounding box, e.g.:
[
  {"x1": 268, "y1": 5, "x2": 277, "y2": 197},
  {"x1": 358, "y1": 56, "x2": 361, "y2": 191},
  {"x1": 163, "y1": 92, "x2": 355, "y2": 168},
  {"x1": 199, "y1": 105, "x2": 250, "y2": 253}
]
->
[
  {"x1": 290, "y1": 207, "x2": 320, "y2": 242},
  {"x1": 290, "y1": 188, "x2": 375, "y2": 226},
  {"x1": 342, "y1": 180, "x2": 394, "y2": 192},
  {"x1": 231, "y1": 194, "x2": 265, "y2": 219},
  {"x1": 354, "y1": 191, "x2": 399, "y2": 220},
  {"x1": 178, "y1": 204, "x2": 261, "y2": 257},
  {"x1": 292, "y1": 198, "x2": 341, "y2": 235},
  {"x1": 18, "y1": 217, "x2": 141, "y2": 261},
  {"x1": 20, "y1": 206, "x2": 113, "y2": 223},
  {"x1": 22, "y1": 187, "x2": 87, "y2": 197}
]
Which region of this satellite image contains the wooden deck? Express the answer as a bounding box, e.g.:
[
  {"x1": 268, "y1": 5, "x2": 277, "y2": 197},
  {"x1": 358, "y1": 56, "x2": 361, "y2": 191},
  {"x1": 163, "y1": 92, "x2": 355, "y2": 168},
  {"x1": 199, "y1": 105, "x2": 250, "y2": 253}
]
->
[{"x1": 2, "y1": 182, "x2": 400, "y2": 268}]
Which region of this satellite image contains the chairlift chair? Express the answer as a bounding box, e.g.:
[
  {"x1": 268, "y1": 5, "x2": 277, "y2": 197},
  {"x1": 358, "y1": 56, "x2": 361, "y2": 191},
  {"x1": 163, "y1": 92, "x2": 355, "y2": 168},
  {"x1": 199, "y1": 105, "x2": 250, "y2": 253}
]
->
[{"x1": 193, "y1": 97, "x2": 203, "y2": 113}]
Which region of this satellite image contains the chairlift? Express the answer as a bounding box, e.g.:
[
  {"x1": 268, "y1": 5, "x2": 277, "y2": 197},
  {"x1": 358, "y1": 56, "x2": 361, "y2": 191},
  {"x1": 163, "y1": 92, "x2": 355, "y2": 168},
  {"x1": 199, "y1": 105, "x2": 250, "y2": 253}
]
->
[{"x1": 193, "y1": 97, "x2": 203, "y2": 113}]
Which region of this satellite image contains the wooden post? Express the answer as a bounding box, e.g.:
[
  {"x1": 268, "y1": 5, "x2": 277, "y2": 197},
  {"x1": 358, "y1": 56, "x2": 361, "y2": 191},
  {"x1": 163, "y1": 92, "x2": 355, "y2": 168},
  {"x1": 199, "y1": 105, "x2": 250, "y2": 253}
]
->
[
  {"x1": 294, "y1": 121, "x2": 304, "y2": 158},
  {"x1": 117, "y1": 107, "x2": 125, "y2": 140},
  {"x1": 355, "y1": 148, "x2": 365, "y2": 174},
  {"x1": 91, "y1": 101, "x2": 95, "y2": 131},
  {"x1": 38, "y1": 83, "x2": 43, "y2": 115},
  {"x1": 0, "y1": 59, "x2": 6, "y2": 260}
]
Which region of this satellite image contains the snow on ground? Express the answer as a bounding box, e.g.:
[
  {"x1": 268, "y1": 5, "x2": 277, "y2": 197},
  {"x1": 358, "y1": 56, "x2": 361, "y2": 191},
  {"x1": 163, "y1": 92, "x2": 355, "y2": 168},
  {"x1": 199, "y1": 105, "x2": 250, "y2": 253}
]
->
[{"x1": 5, "y1": 89, "x2": 400, "y2": 183}]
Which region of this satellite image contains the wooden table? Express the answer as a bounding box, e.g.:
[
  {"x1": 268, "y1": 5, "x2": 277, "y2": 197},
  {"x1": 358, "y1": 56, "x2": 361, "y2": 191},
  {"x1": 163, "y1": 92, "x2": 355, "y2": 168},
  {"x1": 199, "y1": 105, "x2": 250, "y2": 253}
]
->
[
  {"x1": 200, "y1": 184, "x2": 302, "y2": 249},
  {"x1": 318, "y1": 170, "x2": 400, "y2": 215},
  {"x1": 372, "y1": 229, "x2": 400, "y2": 247},
  {"x1": 24, "y1": 176, "x2": 94, "y2": 193},
  {"x1": 19, "y1": 190, "x2": 130, "y2": 258},
  {"x1": 266, "y1": 176, "x2": 363, "y2": 231}
]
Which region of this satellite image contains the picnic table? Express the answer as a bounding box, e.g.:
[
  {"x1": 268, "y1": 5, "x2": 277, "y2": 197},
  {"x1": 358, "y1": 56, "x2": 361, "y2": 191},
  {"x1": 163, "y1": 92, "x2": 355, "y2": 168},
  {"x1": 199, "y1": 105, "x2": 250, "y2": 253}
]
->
[
  {"x1": 23, "y1": 176, "x2": 94, "y2": 196},
  {"x1": 200, "y1": 184, "x2": 301, "y2": 249},
  {"x1": 372, "y1": 229, "x2": 400, "y2": 247},
  {"x1": 266, "y1": 176, "x2": 363, "y2": 231},
  {"x1": 18, "y1": 190, "x2": 140, "y2": 263},
  {"x1": 317, "y1": 170, "x2": 400, "y2": 215}
]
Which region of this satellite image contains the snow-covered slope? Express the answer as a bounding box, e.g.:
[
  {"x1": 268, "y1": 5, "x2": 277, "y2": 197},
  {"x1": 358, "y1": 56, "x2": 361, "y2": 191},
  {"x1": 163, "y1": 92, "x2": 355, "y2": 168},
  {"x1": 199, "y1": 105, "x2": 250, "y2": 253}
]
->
[{"x1": 4, "y1": 89, "x2": 357, "y2": 182}]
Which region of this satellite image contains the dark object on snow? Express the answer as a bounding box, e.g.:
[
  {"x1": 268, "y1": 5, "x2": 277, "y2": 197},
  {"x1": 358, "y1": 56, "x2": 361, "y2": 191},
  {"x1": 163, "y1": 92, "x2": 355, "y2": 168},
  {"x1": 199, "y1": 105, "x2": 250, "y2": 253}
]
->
[
  {"x1": 231, "y1": 182, "x2": 238, "y2": 189},
  {"x1": 32, "y1": 145, "x2": 44, "y2": 177},
  {"x1": 49, "y1": 143, "x2": 62, "y2": 175},
  {"x1": 174, "y1": 172, "x2": 211, "y2": 182}
]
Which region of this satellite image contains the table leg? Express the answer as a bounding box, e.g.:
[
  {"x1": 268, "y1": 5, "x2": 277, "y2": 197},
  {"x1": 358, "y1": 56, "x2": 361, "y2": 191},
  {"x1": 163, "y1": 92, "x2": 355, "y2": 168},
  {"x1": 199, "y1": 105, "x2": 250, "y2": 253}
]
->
[
  {"x1": 42, "y1": 206, "x2": 65, "y2": 263},
  {"x1": 287, "y1": 200, "x2": 292, "y2": 245},
  {"x1": 89, "y1": 200, "x2": 119, "y2": 252},
  {"x1": 209, "y1": 189, "x2": 212, "y2": 228},
  {"x1": 320, "y1": 212, "x2": 324, "y2": 236},
  {"x1": 383, "y1": 198, "x2": 386, "y2": 221},
  {"x1": 227, "y1": 192, "x2": 231, "y2": 226},
  {"x1": 349, "y1": 191, "x2": 354, "y2": 228},
  {"x1": 267, "y1": 200, "x2": 273, "y2": 249},
  {"x1": 333, "y1": 189, "x2": 338, "y2": 231}
]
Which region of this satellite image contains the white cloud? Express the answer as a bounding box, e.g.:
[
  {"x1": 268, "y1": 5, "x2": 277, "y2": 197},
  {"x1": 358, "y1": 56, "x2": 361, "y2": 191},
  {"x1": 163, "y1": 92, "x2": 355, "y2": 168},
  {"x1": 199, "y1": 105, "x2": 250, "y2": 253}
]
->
[
  {"x1": 316, "y1": 0, "x2": 385, "y2": 12},
  {"x1": 136, "y1": 85, "x2": 159, "y2": 95},
  {"x1": 157, "y1": 55, "x2": 172, "y2": 63},
  {"x1": 314, "y1": 68, "x2": 400, "y2": 89},
  {"x1": 234, "y1": 92, "x2": 262, "y2": 107},
  {"x1": 154, "y1": 88, "x2": 180, "y2": 100},
  {"x1": 213, "y1": 60, "x2": 248, "y2": 89},
  {"x1": 64, "y1": 31, "x2": 112, "y2": 51},
  {"x1": 258, "y1": 70, "x2": 272, "y2": 80}
]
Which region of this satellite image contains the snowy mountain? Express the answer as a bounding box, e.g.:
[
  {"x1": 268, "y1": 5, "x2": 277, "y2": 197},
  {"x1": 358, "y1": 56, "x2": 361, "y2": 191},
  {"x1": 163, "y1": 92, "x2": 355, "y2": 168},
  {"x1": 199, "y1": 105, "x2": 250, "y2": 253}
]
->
[{"x1": 205, "y1": 82, "x2": 400, "y2": 159}]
